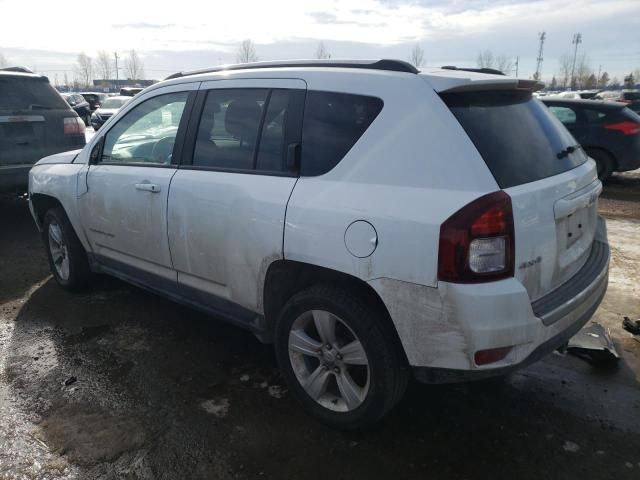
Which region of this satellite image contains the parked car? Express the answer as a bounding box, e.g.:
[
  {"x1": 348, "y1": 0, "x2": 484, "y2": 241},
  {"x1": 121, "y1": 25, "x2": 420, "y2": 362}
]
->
[
  {"x1": 593, "y1": 90, "x2": 640, "y2": 114},
  {"x1": 28, "y1": 60, "x2": 609, "y2": 429},
  {"x1": 61, "y1": 93, "x2": 92, "y2": 126},
  {"x1": 542, "y1": 98, "x2": 640, "y2": 181},
  {"x1": 548, "y1": 91, "x2": 582, "y2": 100},
  {"x1": 120, "y1": 87, "x2": 144, "y2": 96},
  {"x1": 80, "y1": 92, "x2": 108, "y2": 111},
  {"x1": 0, "y1": 67, "x2": 85, "y2": 193},
  {"x1": 90, "y1": 96, "x2": 129, "y2": 130}
]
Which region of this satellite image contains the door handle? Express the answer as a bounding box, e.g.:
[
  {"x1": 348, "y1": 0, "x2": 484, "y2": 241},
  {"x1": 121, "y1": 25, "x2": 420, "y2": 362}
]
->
[{"x1": 135, "y1": 183, "x2": 161, "y2": 193}]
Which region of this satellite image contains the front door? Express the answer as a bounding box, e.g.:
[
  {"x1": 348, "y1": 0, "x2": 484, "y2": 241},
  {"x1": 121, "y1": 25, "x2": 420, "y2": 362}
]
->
[{"x1": 80, "y1": 88, "x2": 195, "y2": 285}]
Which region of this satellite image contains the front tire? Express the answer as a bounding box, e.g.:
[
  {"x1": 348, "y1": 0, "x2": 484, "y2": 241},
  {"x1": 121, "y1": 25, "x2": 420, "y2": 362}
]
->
[
  {"x1": 43, "y1": 207, "x2": 92, "y2": 291},
  {"x1": 274, "y1": 284, "x2": 409, "y2": 430}
]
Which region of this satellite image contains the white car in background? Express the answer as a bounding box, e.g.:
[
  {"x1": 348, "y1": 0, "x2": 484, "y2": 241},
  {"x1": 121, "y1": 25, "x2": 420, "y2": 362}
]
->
[{"x1": 28, "y1": 59, "x2": 609, "y2": 429}]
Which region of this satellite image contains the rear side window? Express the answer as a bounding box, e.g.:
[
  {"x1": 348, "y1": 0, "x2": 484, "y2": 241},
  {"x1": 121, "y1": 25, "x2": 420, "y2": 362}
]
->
[
  {"x1": 623, "y1": 92, "x2": 640, "y2": 101},
  {"x1": 548, "y1": 106, "x2": 576, "y2": 125},
  {"x1": 442, "y1": 91, "x2": 586, "y2": 189},
  {"x1": 300, "y1": 91, "x2": 383, "y2": 176},
  {"x1": 0, "y1": 77, "x2": 68, "y2": 111}
]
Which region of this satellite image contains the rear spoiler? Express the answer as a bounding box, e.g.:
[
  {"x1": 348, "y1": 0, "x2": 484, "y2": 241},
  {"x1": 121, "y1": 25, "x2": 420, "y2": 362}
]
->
[{"x1": 421, "y1": 69, "x2": 545, "y2": 94}]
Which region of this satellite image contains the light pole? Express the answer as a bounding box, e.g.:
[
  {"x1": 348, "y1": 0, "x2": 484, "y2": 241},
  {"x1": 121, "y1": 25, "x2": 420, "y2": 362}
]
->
[
  {"x1": 114, "y1": 51, "x2": 119, "y2": 92},
  {"x1": 570, "y1": 33, "x2": 582, "y2": 90}
]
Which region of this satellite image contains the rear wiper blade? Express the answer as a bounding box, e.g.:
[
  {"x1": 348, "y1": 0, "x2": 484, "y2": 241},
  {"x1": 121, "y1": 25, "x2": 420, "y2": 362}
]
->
[{"x1": 557, "y1": 144, "x2": 582, "y2": 159}]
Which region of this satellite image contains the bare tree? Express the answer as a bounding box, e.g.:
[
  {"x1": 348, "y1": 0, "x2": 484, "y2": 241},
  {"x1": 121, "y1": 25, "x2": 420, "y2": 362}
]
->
[
  {"x1": 477, "y1": 50, "x2": 513, "y2": 74},
  {"x1": 74, "y1": 53, "x2": 93, "y2": 88},
  {"x1": 598, "y1": 71, "x2": 610, "y2": 88},
  {"x1": 0, "y1": 52, "x2": 7, "y2": 68},
  {"x1": 495, "y1": 55, "x2": 513, "y2": 75},
  {"x1": 96, "y1": 50, "x2": 113, "y2": 79},
  {"x1": 572, "y1": 54, "x2": 593, "y2": 89},
  {"x1": 410, "y1": 44, "x2": 425, "y2": 68},
  {"x1": 124, "y1": 50, "x2": 144, "y2": 80},
  {"x1": 315, "y1": 41, "x2": 331, "y2": 60},
  {"x1": 609, "y1": 76, "x2": 621, "y2": 88},
  {"x1": 558, "y1": 54, "x2": 573, "y2": 88},
  {"x1": 477, "y1": 49, "x2": 495, "y2": 69},
  {"x1": 549, "y1": 75, "x2": 558, "y2": 90},
  {"x1": 236, "y1": 39, "x2": 259, "y2": 64}
]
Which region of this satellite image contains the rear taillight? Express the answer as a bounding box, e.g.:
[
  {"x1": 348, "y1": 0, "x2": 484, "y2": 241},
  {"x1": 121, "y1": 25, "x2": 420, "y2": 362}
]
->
[
  {"x1": 604, "y1": 121, "x2": 640, "y2": 136},
  {"x1": 64, "y1": 117, "x2": 85, "y2": 136},
  {"x1": 438, "y1": 191, "x2": 515, "y2": 283}
]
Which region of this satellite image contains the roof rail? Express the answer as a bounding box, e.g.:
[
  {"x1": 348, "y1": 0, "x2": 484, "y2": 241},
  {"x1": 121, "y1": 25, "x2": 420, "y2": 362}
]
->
[
  {"x1": 165, "y1": 59, "x2": 419, "y2": 80},
  {"x1": 441, "y1": 66, "x2": 506, "y2": 76},
  {"x1": 0, "y1": 66, "x2": 35, "y2": 74}
]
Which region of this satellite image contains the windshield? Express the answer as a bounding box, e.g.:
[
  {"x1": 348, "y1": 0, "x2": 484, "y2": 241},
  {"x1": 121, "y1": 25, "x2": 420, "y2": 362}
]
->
[
  {"x1": 102, "y1": 98, "x2": 128, "y2": 109},
  {"x1": 441, "y1": 91, "x2": 587, "y2": 188},
  {"x1": 0, "y1": 77, "x2": 68, "y2": 111}
]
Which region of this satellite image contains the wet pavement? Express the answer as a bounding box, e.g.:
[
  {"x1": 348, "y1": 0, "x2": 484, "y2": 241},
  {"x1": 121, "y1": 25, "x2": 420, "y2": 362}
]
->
[{"x1": 1, "y1": 173, "x2": 640, "y2": 479}]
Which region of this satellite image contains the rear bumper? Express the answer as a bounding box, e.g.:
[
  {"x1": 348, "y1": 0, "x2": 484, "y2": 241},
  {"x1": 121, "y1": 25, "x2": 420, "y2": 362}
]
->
[
  {"x1": 0, "y1": 164, "x2": 32, "y2": 193},
  {"x1": 372, "y1": 217, "x2": 610, "y2": 383}
]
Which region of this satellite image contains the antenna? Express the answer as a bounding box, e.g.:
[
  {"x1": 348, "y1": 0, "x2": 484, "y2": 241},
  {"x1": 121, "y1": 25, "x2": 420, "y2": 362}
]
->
[{"x1": 534, "y1": 32, "x2": 545, "y2": 80}]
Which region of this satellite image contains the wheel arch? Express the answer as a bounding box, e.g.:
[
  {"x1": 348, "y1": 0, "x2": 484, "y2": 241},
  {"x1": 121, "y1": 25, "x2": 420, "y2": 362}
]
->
[
  {"x1": 30, "y1": 193, "x2": 65, "y2": 230},
  {"x1": 262, "y1": 259, "x2": 407, "y2": 361},
  {"x1": 584, "y1": 146, "x2": 618, "y2": 169}
]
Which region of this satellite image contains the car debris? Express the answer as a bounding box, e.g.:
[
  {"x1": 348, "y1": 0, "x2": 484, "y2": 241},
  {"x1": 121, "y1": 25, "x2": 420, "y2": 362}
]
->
[
  {"x1": 622, "y1": 317, "x2": 640, "y2": 335},
  {"x1": 566, "y1": 322, "x2": 619, "y2": 364}
]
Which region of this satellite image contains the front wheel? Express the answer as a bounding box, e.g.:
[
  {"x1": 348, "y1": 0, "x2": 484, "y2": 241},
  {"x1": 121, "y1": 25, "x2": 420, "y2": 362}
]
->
[
  {"x1": 43, "y1": 207, "x2": 92, "y2": 290},
  {"x1": 274, "y1": 284, "x2": 409, "y2": 430}
]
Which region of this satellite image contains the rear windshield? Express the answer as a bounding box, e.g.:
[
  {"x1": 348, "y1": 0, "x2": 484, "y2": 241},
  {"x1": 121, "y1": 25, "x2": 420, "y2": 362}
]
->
[
  {"x1": 0, "y1": 77, "x2": 68, "y2": 111},
  {"x1": 441, "y1": 91, "x2": 586, "y2": 188}
]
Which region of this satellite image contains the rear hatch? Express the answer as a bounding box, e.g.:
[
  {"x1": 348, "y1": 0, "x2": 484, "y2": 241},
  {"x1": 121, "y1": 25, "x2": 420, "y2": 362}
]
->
[
  {"x1": 0, "y1": 75, "x2": 84, "y2": 167},
  {"x1": 440, "y1": 87, "x2": 599, "y2": 302}
]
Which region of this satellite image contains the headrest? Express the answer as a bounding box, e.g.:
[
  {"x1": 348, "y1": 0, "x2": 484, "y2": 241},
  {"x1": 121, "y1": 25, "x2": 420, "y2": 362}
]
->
[{"x1": 225, "y1": 100, "x2": 261, "y2": 141}]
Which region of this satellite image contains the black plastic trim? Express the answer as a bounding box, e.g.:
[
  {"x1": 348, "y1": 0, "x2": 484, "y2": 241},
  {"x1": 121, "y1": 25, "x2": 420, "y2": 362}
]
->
[{"x1": 531, "y1": 240, "x2": 609, "y2": 323}]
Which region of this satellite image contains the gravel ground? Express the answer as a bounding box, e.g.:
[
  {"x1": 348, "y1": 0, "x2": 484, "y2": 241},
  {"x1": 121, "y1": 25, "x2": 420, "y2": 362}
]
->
[{"x1": 1, "y1": 174, "x2": 639, "y2": 480}]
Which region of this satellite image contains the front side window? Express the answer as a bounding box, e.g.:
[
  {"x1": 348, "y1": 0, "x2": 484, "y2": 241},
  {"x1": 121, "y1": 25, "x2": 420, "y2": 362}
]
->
[{"x1": 101, "y1": 92, "x2": 189, "y2": 165}]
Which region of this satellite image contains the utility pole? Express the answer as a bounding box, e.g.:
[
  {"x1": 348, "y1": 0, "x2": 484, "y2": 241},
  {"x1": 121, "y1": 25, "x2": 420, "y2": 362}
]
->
[
  {"x1": 534, "y1": 31, "x2": 546, "y2": 80},
  {"x1": 114, "y1": 51, "x2": 119, "y2": 92},
  {"x1": 514, "y1": 56, "x2": 519, "y2": 77},
  {"x1": 597, "y1": 64, "x2": 602, "y2": 88},
  {"x1": 570, "y1": 33, "x2": 582, "y2": 90}
]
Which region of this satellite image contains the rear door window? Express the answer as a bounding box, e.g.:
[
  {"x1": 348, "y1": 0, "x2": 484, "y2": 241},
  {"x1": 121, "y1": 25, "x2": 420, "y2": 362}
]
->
[
  {"x1": 300, "y1": 91, "x2": 383, "y2": 176},
  {"x1": 192, "y1": 88, "x2": 301, "y2": 173},
  {"x1": 0, "y1": 77, "x2": 68, "y2": 111},
  {"x1": 441, "y1": 91, "x2": 587, "y2": 188}
]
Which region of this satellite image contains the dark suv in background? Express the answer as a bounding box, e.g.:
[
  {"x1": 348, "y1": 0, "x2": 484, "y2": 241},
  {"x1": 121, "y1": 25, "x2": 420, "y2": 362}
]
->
[
  {"x1": 594, "y1": 90, "x2": 640, "y2": 114},
  {"x1": 61, "y1": 93, "x2": 92, "y2": 126},
  {"x1": 542, "y1": 97, "x2": 640, "y2": 181},
  {"x1": 81, "y1": 92, "x2": 108, "y2": 111},
  {"x1": 0, "y1": 67, "x2": 86, "y2": 193}
]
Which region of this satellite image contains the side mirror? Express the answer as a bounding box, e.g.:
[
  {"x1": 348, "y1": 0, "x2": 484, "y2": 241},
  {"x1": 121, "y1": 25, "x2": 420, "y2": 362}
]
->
[{"x1": 89, "y1": 138, "x2": 103, "y2": 165}]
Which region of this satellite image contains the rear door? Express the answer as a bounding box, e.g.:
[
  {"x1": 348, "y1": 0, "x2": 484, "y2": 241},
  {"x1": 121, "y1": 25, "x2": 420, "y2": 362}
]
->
[
  {"x1": 442, "y1": 91, "x2": 600, "y2": 301},
  {"x1": 167, "y1": 78, "x2": 305, "y2": 315}
]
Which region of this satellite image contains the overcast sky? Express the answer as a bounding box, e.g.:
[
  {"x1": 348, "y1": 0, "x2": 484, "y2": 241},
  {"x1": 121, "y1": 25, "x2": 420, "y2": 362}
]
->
[{"x1": 1, "y1": 0, "x2": 638, "y2": 84}]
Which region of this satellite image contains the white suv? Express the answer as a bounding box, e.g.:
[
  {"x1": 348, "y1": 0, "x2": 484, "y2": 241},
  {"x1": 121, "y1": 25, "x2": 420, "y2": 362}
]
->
[{"x1": 28, "y1": 60, "x2": 609, "y2": 429}]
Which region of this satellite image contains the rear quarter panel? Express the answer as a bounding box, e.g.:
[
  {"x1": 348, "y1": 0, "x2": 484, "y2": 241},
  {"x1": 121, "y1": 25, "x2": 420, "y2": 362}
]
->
[{"x1": 284, "y1": 73, "x2": 498, "y2": 287}]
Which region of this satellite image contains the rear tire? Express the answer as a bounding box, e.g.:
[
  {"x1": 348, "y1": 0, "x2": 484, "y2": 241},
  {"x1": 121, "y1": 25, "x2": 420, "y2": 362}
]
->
[
  {"x1": 274, "y1": 284, "x2": 409, "y2": 430},
  {"x1": 587, "y1": 148, "x2": 614, "y2": 182},
  {"x1": 43, "y1": 207, "x2": 92, "y2": 291}
]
